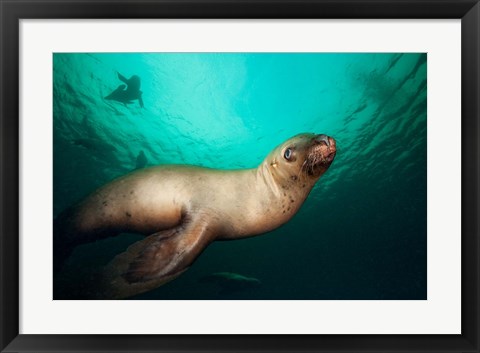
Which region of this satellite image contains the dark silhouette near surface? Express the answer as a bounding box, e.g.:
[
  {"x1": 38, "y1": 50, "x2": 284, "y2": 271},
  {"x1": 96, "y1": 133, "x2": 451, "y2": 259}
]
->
[
  {"x1": 105, "y1": 72, "x2": 144, "y2": 108},
  {"x1": 135, "y1": 150, "x2": 148, "y2": 169}
]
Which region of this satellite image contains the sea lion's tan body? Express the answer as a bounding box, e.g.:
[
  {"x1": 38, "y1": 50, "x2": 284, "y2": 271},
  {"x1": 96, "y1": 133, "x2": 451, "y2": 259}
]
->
[{"x1": 54, "y1": 133, "x2": 336, "y2": 299}]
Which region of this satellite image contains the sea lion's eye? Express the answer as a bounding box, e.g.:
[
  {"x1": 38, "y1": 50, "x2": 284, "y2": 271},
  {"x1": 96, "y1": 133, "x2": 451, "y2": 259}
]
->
[{"x1": 284, "y1": 148, "x2": 293, "y2": 161}]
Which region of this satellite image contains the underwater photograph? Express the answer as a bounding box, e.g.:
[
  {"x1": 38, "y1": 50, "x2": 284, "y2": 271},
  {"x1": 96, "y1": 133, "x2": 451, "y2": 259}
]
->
[{"x1": 53, "y1": 53, "x2": 427, "y2": 300}]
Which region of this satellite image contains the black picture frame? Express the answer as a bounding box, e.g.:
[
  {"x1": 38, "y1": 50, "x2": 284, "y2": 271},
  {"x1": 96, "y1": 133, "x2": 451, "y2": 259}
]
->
[{"x1": 1, "y1": 0, "x2": 479, "y2": 352}]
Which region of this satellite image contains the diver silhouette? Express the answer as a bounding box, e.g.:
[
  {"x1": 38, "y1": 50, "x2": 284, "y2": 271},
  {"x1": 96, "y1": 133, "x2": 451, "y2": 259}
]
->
[{"x1": 105, "y1": 72, "x2": 144, "y2": 108}]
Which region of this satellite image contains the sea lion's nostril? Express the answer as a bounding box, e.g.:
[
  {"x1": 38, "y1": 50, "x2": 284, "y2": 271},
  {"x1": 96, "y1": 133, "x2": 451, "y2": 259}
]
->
[{"x1": 315, "y1": 134, "x2": 330, "y2": 147}]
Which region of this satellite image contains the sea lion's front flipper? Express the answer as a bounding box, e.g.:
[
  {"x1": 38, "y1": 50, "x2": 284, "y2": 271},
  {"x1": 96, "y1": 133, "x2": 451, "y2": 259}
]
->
[
  {"x1": 138, "y1": 94, "x2": 144, "y2": 108},
  {"x1": 98, "y1": 215, "x2": 215, "y2": 299}
]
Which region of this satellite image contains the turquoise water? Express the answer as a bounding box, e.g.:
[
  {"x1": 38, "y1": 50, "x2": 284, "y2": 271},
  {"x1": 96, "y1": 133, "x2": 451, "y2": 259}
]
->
[{"x1": 53, "y1": 53, "x2": 427, "y2": 300}]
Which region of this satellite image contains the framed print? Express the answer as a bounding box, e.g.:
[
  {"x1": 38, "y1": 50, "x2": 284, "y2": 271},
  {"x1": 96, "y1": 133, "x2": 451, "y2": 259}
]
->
[{"x1": 1, "y1": 0, "x2": 479, "y2": 352}]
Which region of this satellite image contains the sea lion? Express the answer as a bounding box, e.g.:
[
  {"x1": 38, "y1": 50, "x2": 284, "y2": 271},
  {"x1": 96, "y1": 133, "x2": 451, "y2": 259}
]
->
[
  {"x1": 104, "y1": 72, "x2": 144, "y2": 108},
  {"x1": 54, "y1": 133, "x2": 336, "y2": 299},
  {"x1": 199, "y1": 272, "x2": 261, "y2": 295},
  {"x1": 135, "y1": 150, "x2": 148, "y2": 170}
]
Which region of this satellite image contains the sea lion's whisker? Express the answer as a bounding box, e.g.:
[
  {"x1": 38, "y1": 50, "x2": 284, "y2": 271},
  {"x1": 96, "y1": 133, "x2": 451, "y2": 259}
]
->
[{"x1": 298, "y1": 160, "x2": 308, "y2": 179}]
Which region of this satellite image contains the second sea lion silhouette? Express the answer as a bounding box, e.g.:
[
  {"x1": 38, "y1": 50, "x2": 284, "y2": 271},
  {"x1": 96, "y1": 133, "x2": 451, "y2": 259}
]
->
[
  {"x1": 105, "y1": 72, "x2": 144, "y2": 108},
  {"x1": 199, "y1": 272, "x2": 262, "y2": 295},
  {"x1": 135, "y1": 150, "x2": 148, "y2": 169}
]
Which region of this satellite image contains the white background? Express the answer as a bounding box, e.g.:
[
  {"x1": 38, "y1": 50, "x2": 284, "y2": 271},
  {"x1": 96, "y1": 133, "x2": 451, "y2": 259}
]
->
[{"x1": 20, "y1": 20, "x2": 461, "y2": 334}]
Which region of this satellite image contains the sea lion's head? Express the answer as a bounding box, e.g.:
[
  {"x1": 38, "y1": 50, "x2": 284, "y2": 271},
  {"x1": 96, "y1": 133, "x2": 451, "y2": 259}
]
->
[{"x1": 266, "y1": 133, "x2": 337, "y2": 184}]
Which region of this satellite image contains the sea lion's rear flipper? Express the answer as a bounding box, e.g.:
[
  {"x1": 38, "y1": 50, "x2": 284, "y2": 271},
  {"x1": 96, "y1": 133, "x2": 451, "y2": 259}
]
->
[
  {"x1": 98, "y1": 216, "x2": 215, "y2": 299},
  {"x1": 117, "y1": 72, "x2": 129, "y2": 84}
]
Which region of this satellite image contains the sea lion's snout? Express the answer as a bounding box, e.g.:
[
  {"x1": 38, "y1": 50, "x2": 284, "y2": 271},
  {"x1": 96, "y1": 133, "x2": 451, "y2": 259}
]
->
[
  {"x1": 315, "y1": 134, "x2": 330, "y2": 147},
  {"x1": 311, "y1": 134, "x2": 336, "y2": 159},
  {"x1": 301, "y1": 134, "x2": 336, "y2": 177},
  {"x1": 313, "y1": 134, "x2": 336, "y2": 151}
]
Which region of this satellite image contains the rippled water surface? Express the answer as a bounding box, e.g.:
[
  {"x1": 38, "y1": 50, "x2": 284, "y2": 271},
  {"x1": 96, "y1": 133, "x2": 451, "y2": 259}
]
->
[{"x1": 53, "y1": 53, "x2": 426, "y2": 299}]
